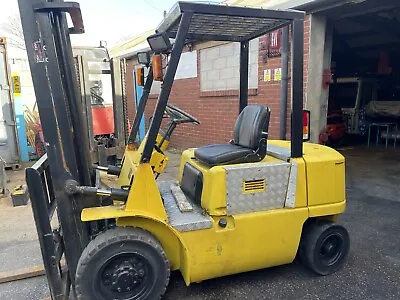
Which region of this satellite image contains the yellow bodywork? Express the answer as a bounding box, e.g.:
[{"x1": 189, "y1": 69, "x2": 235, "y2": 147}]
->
[{"x1": 82, "y1": 139, "x2": 346, "y2": 285}]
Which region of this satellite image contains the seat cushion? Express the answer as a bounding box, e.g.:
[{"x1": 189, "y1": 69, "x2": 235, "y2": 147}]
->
[{"x1": 194, "y1": 144, "x2": 260, "y2": 167}]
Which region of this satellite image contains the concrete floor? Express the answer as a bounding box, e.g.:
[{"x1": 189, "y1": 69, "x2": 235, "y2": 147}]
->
[{"x1": 1, "y1": 147, "x2": 400, "y2": 299}]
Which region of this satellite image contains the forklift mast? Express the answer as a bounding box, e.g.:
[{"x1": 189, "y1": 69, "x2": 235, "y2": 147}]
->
[{"x1": 18, "y1": 0, "x2": 99, "y2": 297}]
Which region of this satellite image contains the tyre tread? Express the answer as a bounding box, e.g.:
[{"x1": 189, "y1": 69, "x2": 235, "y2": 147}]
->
[
  {"x1": 301, "y1": 221, "x2": 349, "y2": 276},
  {"x1": 75, "y1": 227, "x2": 170, "y2": 300}
]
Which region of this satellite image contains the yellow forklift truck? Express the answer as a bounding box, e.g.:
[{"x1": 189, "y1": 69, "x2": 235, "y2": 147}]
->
[{"x1": 19, "y1": 1, "x2": 349, "y2": 299}]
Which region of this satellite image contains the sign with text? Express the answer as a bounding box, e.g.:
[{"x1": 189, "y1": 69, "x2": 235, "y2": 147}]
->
[{"x1": 12, "y1": 74, "x2": 21, "y2": 95}]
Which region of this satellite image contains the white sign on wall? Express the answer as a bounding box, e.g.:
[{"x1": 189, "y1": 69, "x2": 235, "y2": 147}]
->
[{"x1": 175, "y1": 51, "x2": 197, "y2": 80}]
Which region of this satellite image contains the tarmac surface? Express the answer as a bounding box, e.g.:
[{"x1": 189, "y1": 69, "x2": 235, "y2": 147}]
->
[{"x1": 1, "y1": 147, "x2": 400, "y2": 300}]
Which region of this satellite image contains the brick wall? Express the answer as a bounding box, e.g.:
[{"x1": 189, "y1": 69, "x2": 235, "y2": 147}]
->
[{"x1": 125, "y1": 16, "x2": 311, "y2": 149}]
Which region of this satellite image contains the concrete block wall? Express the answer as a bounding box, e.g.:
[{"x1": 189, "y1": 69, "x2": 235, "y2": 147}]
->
[
  {"x1": 125, "y1": 16, "x2": 311, "y2": 149},
  {"x1": 200, "y1": 40, "x2": 259, "y2": 91}
]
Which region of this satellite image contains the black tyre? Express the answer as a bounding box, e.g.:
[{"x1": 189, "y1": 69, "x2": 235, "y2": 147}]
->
[
  {"x1": 76, "y1": 227, "x2": 170, "y2": 300},
  {"x1": 300, "y1": 222, "x2": 349, "y2": 275}
]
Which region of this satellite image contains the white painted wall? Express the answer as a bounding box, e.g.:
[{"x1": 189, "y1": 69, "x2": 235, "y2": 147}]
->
[{"x1": 175, "y1": 51, "x2": 197, "y2": 80}]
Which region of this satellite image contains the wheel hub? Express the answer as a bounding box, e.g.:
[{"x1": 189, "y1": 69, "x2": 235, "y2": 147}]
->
[
  {"x1": 101, "y1": 256, "x2": 147, "y2": 295},
  {"x1": 319, "y1": 234, "x2": 343, "y2": 266},
  {"x1": 322, "y1": 242, "x2": 336, "y2": 256}
]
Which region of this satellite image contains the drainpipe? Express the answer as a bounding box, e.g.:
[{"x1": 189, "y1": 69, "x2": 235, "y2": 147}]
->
[{"x1": 280, "y1": 25, "x2": 289, "y2": 140}]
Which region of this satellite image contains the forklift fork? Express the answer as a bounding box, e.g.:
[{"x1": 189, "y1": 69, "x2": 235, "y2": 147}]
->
[{"x1": 26, "y1": 154, "x2": 70, "y2": 300}]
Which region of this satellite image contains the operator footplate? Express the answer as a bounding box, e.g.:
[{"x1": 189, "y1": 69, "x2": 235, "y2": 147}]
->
[{"x1": 158, "y1": 181, "x2": 212, "y2": 232}]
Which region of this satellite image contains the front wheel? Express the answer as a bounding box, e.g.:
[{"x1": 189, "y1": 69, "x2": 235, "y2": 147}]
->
[
  {"x1": 75, "y1": 227, "x2": 170, "y2": 300},
  {"x1": 300, "y1": 222, "x2": 350, "y2": 275}
]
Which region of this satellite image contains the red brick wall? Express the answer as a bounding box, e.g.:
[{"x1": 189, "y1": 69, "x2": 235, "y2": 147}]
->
[{"x1": 126, "y1": 16, "x2": 311, "y2": 149}]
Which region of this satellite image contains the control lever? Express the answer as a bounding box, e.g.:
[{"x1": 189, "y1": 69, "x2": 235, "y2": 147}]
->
[
  {"x1": 92, "y1": 164, "x2": 121, "y2": 176},
  {"x1": 65, "y1": 180, "x2": 129, "y2": 201}
]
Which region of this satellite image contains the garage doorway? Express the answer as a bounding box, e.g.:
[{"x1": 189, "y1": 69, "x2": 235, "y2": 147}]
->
[{"x1": 320, "y1": 0, "x2": 400, "y2": 148}]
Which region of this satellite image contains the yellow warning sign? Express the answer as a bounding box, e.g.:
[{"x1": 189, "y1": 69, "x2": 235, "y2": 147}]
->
[
  {"x1": 12, "y1": 74, "x2": 21, "y2": 95},
  {"x1": 263, "y1": 69, "x2": 271, "y2": 82},
  {"x1": 274, "y1": 68, "x2": 282, "y2": 81}
]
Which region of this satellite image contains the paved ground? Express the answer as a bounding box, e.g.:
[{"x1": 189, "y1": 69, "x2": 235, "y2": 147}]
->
[
  {"x1": 0, "y1": 162, "x2": 49, "y2": 300},
  {"x1": 1, "y1": 147, "x2": 400, "y2": 299},
  {"x1": 0, "y1": 162, "x2": 44, "y2": 275}
]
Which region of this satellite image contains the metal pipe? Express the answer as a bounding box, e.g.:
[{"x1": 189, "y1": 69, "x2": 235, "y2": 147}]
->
[
  {"x1": 65, "y1": 180, "x2": 129, "y2": 201},
  {"x1": 93, "y1": 164, "x2": 121, "y2": 176},
  {"x1": 291, "y1": 19, "x2": 304, "y2": 158},
  {"x1": 141, "y1": 12, "x2": 193, "y2": 162},
  {"x1": 95, "y1": 165, "x2": 108, "y2": 172},
  {"x1": 280, "y1": 26, "x2": 289, "y2": 140},
  {"x1": 128, "y1": 66, "x2": 153, "y2": 145},
  {"x1": 239, "y1": 41, "x2": 249, "y2": 112}
]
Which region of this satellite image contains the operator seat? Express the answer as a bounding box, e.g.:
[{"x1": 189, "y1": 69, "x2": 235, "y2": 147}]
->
[{"x1": 194, "y1": 105, "x2": 271, "y2": 167}]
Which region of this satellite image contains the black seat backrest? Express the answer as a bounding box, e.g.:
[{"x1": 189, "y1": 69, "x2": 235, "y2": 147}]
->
[{"x1": 233, "y1": 105, "x2": 271, "y2": 150}]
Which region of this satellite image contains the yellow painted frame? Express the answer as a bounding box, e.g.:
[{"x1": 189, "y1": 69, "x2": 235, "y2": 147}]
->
[{"x1": 81, "y1": 140, "x2": 346, "y2": 285}]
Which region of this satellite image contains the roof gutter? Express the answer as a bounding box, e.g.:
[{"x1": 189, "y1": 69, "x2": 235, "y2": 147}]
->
[
  {"x1": 268, "y1": 0, "x2": 363, "y2": 13},
  {"x1": 116, "y1": 46, "x2": 151, "y2": 60}
]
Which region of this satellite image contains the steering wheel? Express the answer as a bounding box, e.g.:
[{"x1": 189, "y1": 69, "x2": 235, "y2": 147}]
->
[{"x1": 165, "y1": 104, "x2": 200, "y2": 125}]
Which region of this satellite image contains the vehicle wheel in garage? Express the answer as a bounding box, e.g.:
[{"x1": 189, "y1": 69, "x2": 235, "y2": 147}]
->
[
  {"x1": 75, "y1": 227, "x2": 170, "y2": 300},
  {"x1": 300, "y1": 222, "x2": 349, "y2": 275}
]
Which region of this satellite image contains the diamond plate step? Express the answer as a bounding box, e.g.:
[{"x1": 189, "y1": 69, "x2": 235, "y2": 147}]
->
[
  {"x1": 158, "y1": 181, "x2": 212, "y2": 232},
  {"x1": 170, "y1": 182, "x2": 193, "y2": 212}
]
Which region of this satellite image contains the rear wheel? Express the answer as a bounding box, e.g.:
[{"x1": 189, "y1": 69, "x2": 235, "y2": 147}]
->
[
  {"x1": 75, "y1": 227, "x2": 170, "y2": 300},
  {"x1": 300, "y1": 222, "x2": 349, "y2": 275}
]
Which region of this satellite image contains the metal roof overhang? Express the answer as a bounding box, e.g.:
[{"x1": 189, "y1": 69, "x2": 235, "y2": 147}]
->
[
  {"x1": 268, "y1": 0, "x2": 351, "y2": 12},
  {"x1": 272, "y1": 0, "x2": 400, "y2": 17},
  {"x1": 156, "y1": 1, "x2": 305, "y2": 42}
]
